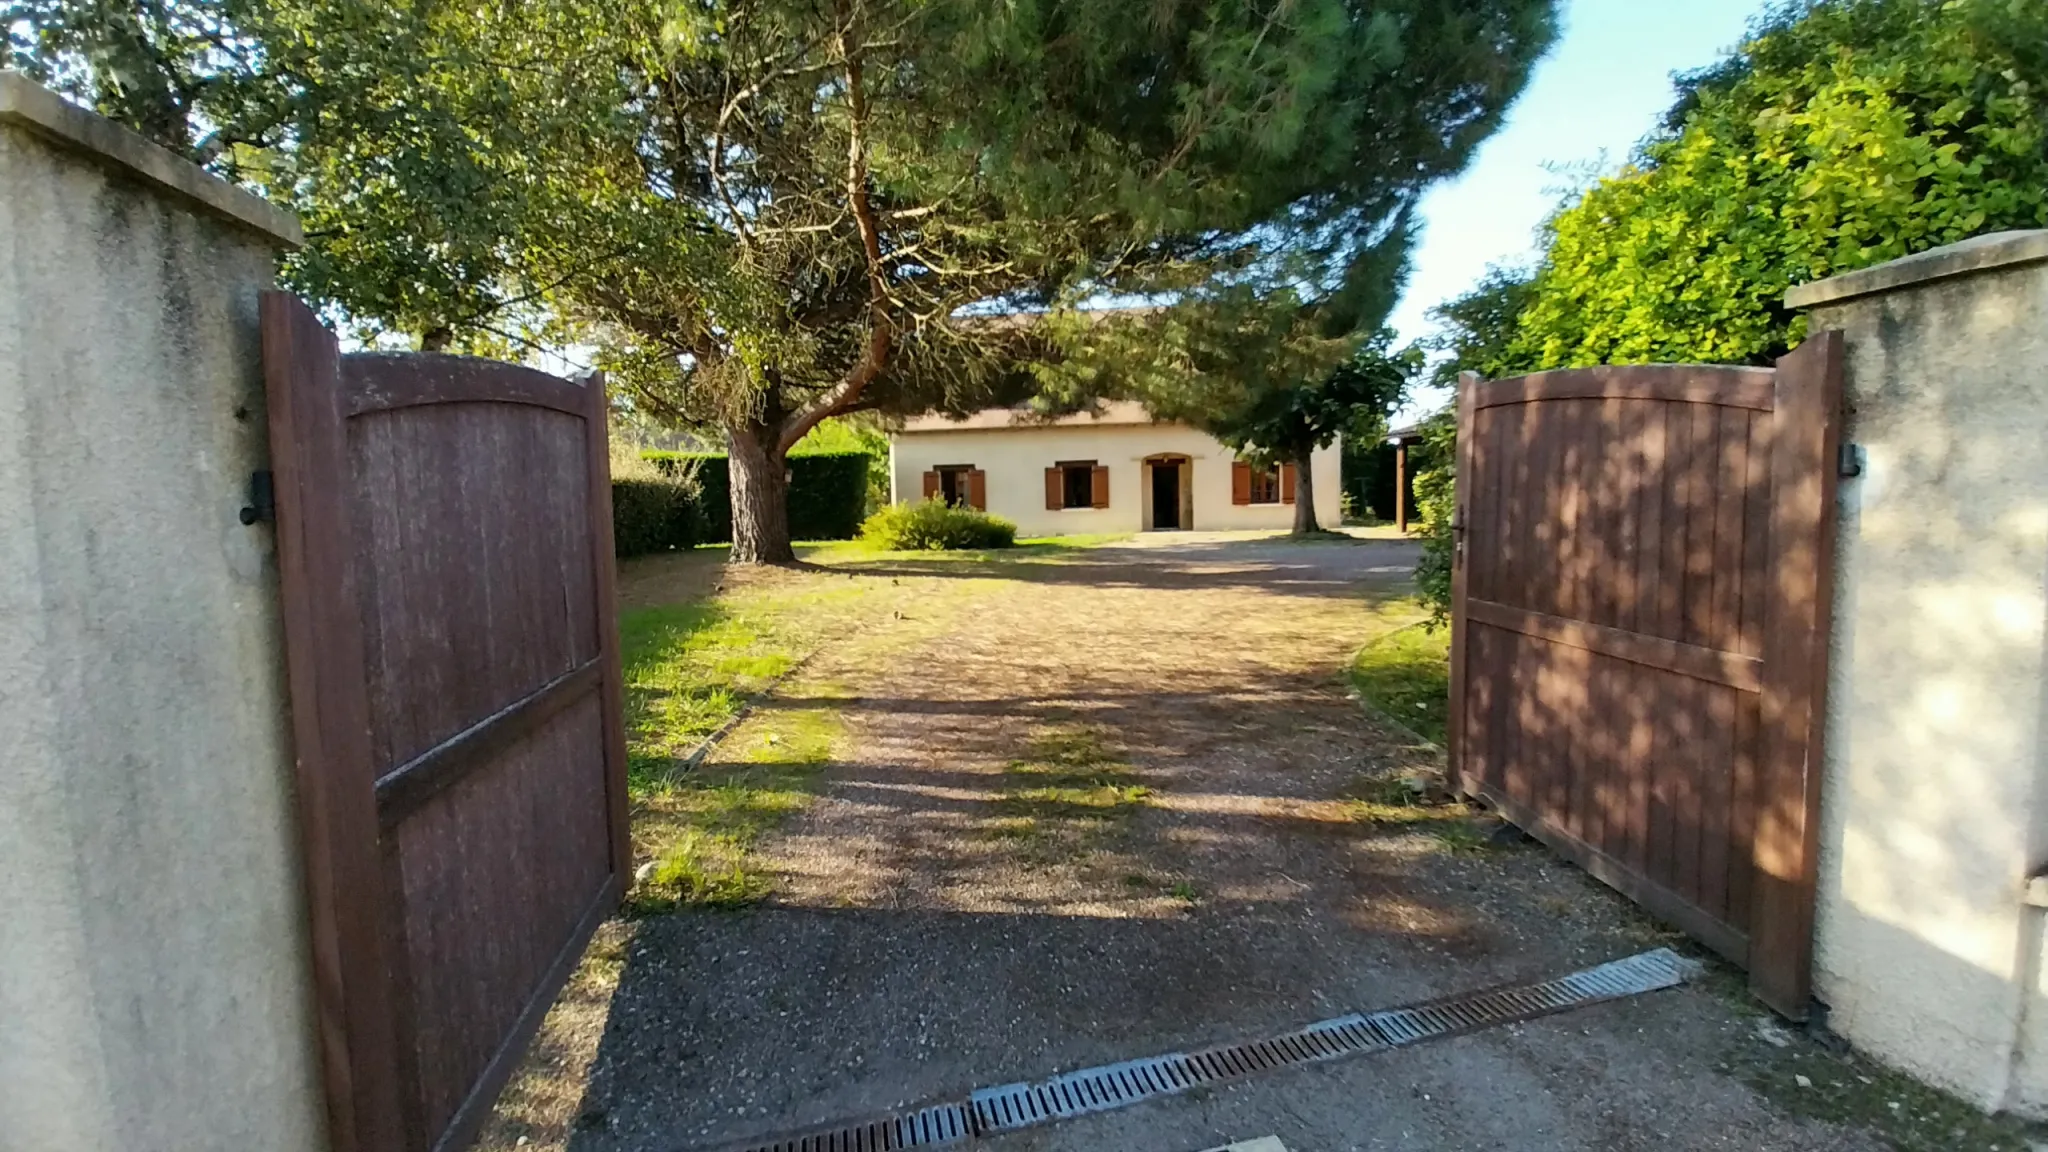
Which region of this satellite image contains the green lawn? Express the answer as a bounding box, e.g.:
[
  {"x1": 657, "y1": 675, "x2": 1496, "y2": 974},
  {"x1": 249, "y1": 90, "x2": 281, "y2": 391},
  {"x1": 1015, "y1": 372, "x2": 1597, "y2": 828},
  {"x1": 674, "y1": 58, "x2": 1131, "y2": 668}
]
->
[{"x1": 1348, "y1": 615, "x2": 1451, "y2": 746}]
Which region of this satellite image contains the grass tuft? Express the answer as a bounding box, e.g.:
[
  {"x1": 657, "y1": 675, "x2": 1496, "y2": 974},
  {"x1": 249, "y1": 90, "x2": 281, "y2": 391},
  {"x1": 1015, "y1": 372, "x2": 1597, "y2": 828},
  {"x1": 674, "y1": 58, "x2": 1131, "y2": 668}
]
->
[
  {"x1": 1348, "y1": 617, "x2": 1450, "y2": 746},
  {"x1": 990, "y1": 724, "x2": 1151, "y2": 860}
]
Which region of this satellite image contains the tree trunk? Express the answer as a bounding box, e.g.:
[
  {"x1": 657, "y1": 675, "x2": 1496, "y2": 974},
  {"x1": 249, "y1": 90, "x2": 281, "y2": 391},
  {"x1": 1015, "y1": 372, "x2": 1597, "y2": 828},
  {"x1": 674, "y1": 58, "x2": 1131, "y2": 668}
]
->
[
  {"x1": 728, "y1": 423, "x2": 796, "y2": 564},
  {"x1": 1291, "y1": 445, "x2": 1319, "y2": 535}
]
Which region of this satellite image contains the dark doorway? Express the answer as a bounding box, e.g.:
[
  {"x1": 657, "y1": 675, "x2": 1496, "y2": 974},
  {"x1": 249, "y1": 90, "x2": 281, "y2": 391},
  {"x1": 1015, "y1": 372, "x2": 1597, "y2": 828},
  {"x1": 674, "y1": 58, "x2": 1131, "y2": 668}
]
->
[{"x1": 1151, "y1": 461, "x2": 1181, "y2": 530}]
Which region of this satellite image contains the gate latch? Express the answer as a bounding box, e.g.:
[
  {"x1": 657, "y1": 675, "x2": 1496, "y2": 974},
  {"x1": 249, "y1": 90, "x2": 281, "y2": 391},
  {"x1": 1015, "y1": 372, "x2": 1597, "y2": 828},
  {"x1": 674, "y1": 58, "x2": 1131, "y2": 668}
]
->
[{"x1": 239, "y1": 470, "x2": 275, "y2": 525}]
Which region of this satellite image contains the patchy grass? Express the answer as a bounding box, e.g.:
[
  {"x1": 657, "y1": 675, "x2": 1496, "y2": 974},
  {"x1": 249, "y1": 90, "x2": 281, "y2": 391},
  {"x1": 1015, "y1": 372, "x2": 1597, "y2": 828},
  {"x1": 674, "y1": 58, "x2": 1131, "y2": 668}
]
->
[
  {"x1": 806, "y1": 532, "x2": 1129, "y2": 565},
  {"x1": 1348, "y1": 615, "x2": 1450, "y2": 745},
  {"x1": 991, "y1": 724, "x2": 1151, "y2": 861},
  {"x1": 1714, "y1": 1006, "x2": 2042, "y2": 1152},
  {"x1": 1340, "y1": 771, "x2": 1503, "y2": 854},
  {"x1": 626, "y1": 686, "x2": 850, "y2": 915},
  {"x1": 619, "y1": 583, "x2": 876, "y2": 793}
]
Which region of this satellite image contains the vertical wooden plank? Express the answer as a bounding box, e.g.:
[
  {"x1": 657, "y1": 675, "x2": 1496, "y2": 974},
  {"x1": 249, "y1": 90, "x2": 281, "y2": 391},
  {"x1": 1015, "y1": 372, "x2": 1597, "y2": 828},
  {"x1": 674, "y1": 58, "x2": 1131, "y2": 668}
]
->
[
  {"x1": 1727, "y1": 693, "x2": 1762, "y2": 937},
  {"x1": 261, "y1": 292, "x2": 406, "y2": 1152},
  {"x1": 1446, "y1": 373, "x2": 1481, "y2": 793},
  {"x1": 1738, "y1": 411, "x2": 1775, "y2": 659},
  {"x1": 1709, "y1": 406, "x2": 1749, "y2": 653},
  {"x1": 1749, "y1": 330, "x2": 1845, "y2": 1020},
  {"x1": 1638, "y1": 404, "x2": 1671, "y2": 641},
  {"x1": 1613, "y1": 399, "x2": 1646, "y2": 631},
  {"x1": 1486, "y1": 401, "x2": 1513, "y2": 604},
  {"x1": 1681, "y1": 404, "x2": 1721, "y2": 648},
  {"x1": 1697, "y1": 682, "x2": 1738, "y2": 925},
  {"x1": 582, "y1": 371, "x2": 634, "y2": 894}
]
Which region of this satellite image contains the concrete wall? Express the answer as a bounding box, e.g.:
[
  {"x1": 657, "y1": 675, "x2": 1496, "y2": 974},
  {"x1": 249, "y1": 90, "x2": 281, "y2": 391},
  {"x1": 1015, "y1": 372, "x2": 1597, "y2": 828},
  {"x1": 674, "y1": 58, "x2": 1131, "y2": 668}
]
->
[
  {"x1": 0, "y1": 76, "x2": 328, "y2": 1150},
  {"x1": 1789, "y1": 230, "x2": 2048, "y2": 1115},
  {"x1": 889, "y1": 421, "x2": 1342, "y2": 537}
]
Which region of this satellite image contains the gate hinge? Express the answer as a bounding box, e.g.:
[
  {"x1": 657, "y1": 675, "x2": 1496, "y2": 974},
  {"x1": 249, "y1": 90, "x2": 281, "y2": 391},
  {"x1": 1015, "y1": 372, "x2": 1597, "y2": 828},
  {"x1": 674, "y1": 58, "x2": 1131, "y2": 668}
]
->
[
  {"x1": 239, "y1": 470, "x2": 275, "y2": 525},
  {"x1": 1838, "y1": 443, "x2": 1864, "y2": 478}
]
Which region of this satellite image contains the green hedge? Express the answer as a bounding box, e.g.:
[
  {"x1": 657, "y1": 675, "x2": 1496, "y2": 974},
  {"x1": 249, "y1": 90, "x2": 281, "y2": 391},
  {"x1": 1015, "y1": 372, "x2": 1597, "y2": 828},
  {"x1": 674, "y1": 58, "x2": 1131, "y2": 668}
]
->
[
  {"x1": 611, "y1": 478, "x2": 702, "y2": 558},
  {"x1": 644, "y1": 451, "x2": 871, "y2": 542}
]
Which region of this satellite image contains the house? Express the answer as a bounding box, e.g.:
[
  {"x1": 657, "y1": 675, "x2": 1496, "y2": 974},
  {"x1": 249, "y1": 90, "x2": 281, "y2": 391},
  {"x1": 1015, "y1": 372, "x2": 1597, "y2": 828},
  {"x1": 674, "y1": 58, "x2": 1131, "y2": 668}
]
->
[{"x1": 887, "y1": 401, "x2": 1342, "y2": 536}]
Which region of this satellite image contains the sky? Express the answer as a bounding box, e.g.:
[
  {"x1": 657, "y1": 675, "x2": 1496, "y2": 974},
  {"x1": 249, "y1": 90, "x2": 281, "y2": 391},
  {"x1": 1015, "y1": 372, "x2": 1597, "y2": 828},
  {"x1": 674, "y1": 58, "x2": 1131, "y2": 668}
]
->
[{"x1": 1388, "y1": 0, "x2": 1772, "y2": 421}]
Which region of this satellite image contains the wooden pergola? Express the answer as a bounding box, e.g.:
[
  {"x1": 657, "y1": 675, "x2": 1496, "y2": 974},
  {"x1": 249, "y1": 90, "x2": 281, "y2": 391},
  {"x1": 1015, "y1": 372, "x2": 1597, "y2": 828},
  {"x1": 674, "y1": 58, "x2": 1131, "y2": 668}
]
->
[{"x1": 1387, "y1": 422, "x2": 1427, "y2": 533}]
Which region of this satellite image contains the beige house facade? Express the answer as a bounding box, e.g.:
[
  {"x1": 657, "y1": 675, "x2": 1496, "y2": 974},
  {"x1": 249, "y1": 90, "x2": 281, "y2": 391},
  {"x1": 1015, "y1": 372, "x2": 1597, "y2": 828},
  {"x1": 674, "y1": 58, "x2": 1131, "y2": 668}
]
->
[{"x1": 888, "y1": 403, "x2": 1343, "y2": 537}]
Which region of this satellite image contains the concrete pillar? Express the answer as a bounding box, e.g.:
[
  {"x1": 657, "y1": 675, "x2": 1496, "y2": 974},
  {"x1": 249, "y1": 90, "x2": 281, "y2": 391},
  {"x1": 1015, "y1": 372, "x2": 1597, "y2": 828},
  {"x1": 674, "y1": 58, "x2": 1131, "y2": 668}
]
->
[
  {"x1": 0, "y1": 75, "x2": 329, "y2": 1150},
  {"x1": 1789, "y1": 230, "x2": 2048, "y2": 1115}
]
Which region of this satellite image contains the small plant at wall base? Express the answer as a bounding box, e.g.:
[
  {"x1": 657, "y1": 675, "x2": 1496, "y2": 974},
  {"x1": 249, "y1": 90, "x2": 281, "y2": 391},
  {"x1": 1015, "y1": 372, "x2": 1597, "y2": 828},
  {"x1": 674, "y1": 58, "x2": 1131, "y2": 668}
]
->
[{"x1": 859, "y1": 500, "x2": 1017, "y2": 552}]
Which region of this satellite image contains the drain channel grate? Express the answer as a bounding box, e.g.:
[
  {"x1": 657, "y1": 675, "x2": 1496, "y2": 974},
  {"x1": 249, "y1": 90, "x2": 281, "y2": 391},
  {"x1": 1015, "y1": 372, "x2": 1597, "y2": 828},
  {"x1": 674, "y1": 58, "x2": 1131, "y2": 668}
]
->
[
  {"x1": 730, "y1": 1102, "x2": 971, "y2": 1152},
  {"x1": 1367, "y1": 948, "x2": 1692, "y2": 1047},
  {"x1": 712, "y1": 948, "x2": 1696, "y2": 1152}
]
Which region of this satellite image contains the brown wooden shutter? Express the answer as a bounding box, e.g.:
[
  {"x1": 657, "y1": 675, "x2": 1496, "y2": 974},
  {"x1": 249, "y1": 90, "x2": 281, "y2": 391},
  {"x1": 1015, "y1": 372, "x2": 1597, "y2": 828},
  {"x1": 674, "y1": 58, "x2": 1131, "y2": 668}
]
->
[
  {"x1": 1090, "y1": 465, "x2": 1109, "y2": 508},
  {"x1": 1231, "y1": 461, "x2": 1252, "y2": 505},
  {"x1": 967, "y1": 468, "x2": 987, "y2": 511},
  {"x1": 1045, "y1": 467, "x2": 1062, "y2": 510},
  {"x1": 1279, "y1": 462, "x2": 1297, "y2": 504},
  {"x1": 922, "y1": 470, "x2": 940, "y2": 501}
]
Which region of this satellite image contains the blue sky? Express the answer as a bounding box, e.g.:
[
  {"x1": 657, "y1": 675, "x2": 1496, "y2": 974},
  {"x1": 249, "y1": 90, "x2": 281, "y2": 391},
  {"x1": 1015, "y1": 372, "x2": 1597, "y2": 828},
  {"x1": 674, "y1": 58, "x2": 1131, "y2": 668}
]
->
[{"x1": 1389, "y1": 0, "x2": 1771, "y2": 419}]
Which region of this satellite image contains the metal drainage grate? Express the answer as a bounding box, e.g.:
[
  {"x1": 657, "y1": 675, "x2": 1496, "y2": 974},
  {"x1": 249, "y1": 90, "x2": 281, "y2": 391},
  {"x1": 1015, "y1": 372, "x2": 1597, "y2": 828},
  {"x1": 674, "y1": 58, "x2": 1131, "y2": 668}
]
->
[
  {"x1": 1367, "y1": 948, "x2": 1695, "y2": 1047},
  {"x1": 727, "y1": 1101, "x2": 972, "y2": 1152},
  {"x1": 706, "y1": 948, "x2": 1696, "y2": 1151}
]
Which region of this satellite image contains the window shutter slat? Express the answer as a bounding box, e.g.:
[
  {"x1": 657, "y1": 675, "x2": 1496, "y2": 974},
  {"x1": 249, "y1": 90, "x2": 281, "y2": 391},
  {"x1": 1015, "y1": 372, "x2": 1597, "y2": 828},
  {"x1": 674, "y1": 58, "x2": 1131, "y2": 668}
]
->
[
  {"x1": 1045, "y1": 467, "x2": 1061, "y2": 510},
  {"x1": 922, "y1": 470, "x2": 940, "y2": 500},
  {"x1": 968, "y1": 468, "x2": 987, "y2": 511},
  {"x1": 1090, "y1": 465, "x2": 1109, "y2": 508},
  {"x1": 1280, "y1": 462, "x2": 1297, "y2": 504},
  {"x1": 1231, "y1": 461, "x2": 1252, "y2": 506}
]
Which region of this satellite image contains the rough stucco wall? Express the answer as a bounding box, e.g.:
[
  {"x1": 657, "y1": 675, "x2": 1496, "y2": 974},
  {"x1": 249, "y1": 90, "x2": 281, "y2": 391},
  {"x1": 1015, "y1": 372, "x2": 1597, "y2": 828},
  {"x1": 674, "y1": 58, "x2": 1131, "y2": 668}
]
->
[
  {"x1": 888, "y1": 423, "x2": 1342, "y2": 537},
  {"x1": 0, "y1": 121, "x2": 327, "y2": 1150},
  {"x1": 1806, "y1": 237, "x2": 2048, "y2": 1115}
]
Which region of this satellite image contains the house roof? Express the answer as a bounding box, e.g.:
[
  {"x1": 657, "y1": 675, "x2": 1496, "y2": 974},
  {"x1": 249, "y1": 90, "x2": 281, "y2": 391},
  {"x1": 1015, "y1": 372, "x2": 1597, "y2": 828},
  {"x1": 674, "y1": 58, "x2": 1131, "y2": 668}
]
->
[{"x1": 897, "y1": 401, "x2": 1164, "y2": 433}]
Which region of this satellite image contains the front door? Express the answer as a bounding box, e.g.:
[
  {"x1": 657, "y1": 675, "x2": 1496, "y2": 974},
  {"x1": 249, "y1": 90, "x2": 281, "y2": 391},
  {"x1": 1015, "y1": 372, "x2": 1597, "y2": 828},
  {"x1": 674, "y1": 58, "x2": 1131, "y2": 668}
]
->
[{"x1": 1151, "y1": 461, "x2": 1180, "y2": 530}]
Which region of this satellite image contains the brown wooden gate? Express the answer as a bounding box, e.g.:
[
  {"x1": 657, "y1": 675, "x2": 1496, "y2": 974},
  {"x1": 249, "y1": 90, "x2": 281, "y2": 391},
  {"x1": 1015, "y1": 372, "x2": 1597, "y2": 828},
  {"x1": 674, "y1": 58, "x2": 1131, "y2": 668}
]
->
[
  {"x1": 1448, "y1": 332, "x2": 1843, "y2": 1020},
  {"x1": 261, "y1": 294, "x2": 630, "y2": 1152}
]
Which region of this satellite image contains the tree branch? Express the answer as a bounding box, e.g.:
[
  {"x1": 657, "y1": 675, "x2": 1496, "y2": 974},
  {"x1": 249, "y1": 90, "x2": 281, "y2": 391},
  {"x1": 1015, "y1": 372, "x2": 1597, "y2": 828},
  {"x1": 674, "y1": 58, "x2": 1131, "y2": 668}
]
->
[{"x1": 777, "y1": 2, "x2": 894, "y2": 456}]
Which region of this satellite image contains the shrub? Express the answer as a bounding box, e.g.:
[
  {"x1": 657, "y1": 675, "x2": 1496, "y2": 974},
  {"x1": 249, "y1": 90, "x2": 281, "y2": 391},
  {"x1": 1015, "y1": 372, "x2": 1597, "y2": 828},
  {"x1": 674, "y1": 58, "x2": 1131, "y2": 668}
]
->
[
  {"x1": 611, "y1": 478, "x2": 701, "y2": 557},
  {"x1": 644, "y1": 450, "x2": 871, "y2": 542},
  {"x1": 859, "y1": 499, "x2": 1017, "y2": 551},
  {"x1": 1504, "y1": 0, "x2": 2048, "y2": 369}
]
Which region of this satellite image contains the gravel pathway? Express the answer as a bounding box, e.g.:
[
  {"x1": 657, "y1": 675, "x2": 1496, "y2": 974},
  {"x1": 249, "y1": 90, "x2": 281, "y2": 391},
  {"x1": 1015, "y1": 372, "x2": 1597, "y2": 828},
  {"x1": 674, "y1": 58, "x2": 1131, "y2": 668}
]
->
[{"x1": 483, "y1": 535, "x2": 1923, "y2": 1152}]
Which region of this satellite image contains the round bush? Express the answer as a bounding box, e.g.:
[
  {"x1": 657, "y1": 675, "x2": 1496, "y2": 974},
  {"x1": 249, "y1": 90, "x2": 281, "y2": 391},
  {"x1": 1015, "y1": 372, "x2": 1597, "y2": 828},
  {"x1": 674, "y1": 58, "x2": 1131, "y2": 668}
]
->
[{"x1": 859, "y1": 499, "x2": 1017, "y2": 551}]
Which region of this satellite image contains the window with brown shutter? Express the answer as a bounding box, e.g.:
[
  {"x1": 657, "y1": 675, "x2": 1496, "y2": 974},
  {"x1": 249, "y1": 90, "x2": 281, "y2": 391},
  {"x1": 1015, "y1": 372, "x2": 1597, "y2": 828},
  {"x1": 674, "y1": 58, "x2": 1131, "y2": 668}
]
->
[
  {"x1": 1051, "y1": 460, "x2": 1100, "y2": 509},
  {"x1": 1279, "y1": 462, "x2": 1296, "y2": 505},
  {"x1": 1237, "y1": 460, "x2": 1281, "y2": 504},
  {"x1": 933, "y1": 464, "x2": 977, "y2": 507}
]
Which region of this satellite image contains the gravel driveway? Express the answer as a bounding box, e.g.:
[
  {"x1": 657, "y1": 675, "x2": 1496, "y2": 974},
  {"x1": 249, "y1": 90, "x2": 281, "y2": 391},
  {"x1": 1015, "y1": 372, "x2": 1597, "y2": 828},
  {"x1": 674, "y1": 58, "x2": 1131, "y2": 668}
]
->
[{"x1": 481, "y1": 534, "x2": 2005, "y2": 1152}]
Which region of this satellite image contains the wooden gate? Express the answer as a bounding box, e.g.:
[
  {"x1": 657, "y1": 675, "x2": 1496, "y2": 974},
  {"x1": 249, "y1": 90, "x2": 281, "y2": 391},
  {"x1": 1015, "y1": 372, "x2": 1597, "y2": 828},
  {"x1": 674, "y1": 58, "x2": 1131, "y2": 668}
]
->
[
  {"x1": 1448, "y1": 332, "x2": 1843, "y2": 1019},
  {"x1": 261, "y1": 294, "x2": 630, "y2": 1152}
]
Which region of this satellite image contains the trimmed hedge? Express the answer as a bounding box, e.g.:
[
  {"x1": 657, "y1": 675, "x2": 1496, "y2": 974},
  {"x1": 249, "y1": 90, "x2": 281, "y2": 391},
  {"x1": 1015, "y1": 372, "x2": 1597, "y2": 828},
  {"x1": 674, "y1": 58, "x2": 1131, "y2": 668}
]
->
[
  {"x1": 645, "y1": 450, "x2": 871, "y2": 542},
  {"x1": 859, "y1": 499, "x2": 1017, "y2": 551},
  {"x1": 611, "y1": 478, "x2": 701, "y2": 558}
]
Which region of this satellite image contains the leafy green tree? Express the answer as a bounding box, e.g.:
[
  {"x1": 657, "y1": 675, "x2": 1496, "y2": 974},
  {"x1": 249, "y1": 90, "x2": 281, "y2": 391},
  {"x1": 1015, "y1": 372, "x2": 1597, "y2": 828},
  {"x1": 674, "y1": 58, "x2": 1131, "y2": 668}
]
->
[
  {"x1": 1505, "y1": 0, "x2": 2048, "y2": 369},
  {"x1": 12, "y1": 0, "x2": 1559, "y2": 563},
  {"x1": 1422, "y1": 264, "x2": 1536, "y2": 388},
  {"x1": 1209, "y1": 326, "x2": 1418, "y2": 534}
]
